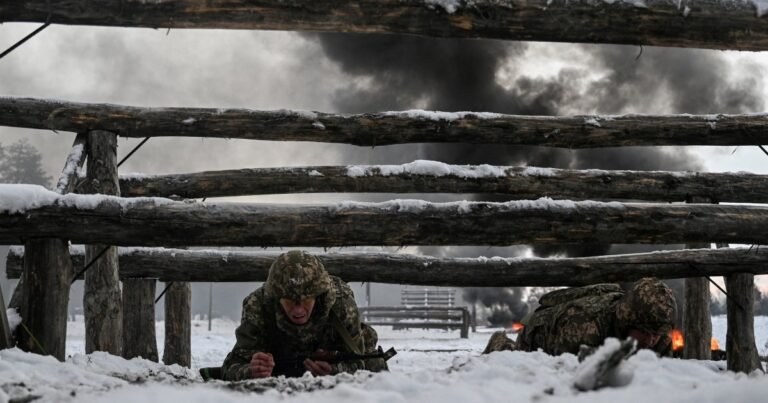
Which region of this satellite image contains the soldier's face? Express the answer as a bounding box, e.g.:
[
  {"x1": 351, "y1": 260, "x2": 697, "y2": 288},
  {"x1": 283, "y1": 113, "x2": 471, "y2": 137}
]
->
[
  {"x1": 628, "y1": 328, "x2": 662, "y2": 349},
  {"x1": 279, "y1": 297, "x2": 317, "y2": 325}
]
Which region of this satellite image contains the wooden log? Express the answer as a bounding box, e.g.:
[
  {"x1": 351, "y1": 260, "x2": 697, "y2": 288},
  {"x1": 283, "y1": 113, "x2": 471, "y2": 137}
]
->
[
  {"x1": 367, "y1": 321, "x2": 463, "y2": 328},
  {"x1": 4, "y1": 97, "x2": 768, "y2": 148},
  {"x1": 460, "y1": 309, "x2": 470, "y2": 339},
  {"x1": 17, "y1": 239, "x2": 72, "y2": 360},
  {"x1": 0, "y1": 285, "x2": 12, "y2": 349},
  {"x1": 725, "y1": 273, "x2": 763, "y2": 373},
  {"x1": 14, "y1": 134, "x2": 86, "y2": 358},
  {"x1": 4, "y1": 197, "x2": 768, "y2": 246},
  {"x1": 122, "y1": 278, "x2": 158, "y2": 362},
  {"x1": 683, "y1": 197, "x2": 711, "y2": 360},
  {"x1": 2, "y1": 0, "x2": 768, "y2": 51},
  {"x1": 361, "y1": 312, "x2": 462, "y2": 320},
  {"x1": 683, "y1": 276, "x2": 711, "y2": 360},
  {"x1": 8, "y1": 247, "x2": 768, "y2": 287},
  {"x1": 163, "y1": 282, "x2": 191, "y2": 367},
  {"x1": 119, "y1": 164, "x2": 768, "y2": 203},
  {"x1": 55, "y1": 133, "x2": 88, "y2": 194},
  {"x1": 84, "y1": 130, "x2": 123, "y2": 355},
  {"x1": 359, "y1": 306, "x2": 467, "y2": 312}
]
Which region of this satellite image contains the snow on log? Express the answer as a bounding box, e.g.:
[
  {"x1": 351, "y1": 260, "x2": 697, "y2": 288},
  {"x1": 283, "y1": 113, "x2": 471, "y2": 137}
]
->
[
  {"x1": 7, "y1": 247, "x2": 768, "y2": 286},
  {"x1": 2, "y1": 0, "x2": 768, "y2": 51},
  {"x1": 3, "y1": 185, "x2": 768, "y2": 246},
  {"x1": 3, "y1": 97, "x2": 768, "y2": 147},
  {"x1": 120, "y1": 162, "x2": 768, "y2": 203}
]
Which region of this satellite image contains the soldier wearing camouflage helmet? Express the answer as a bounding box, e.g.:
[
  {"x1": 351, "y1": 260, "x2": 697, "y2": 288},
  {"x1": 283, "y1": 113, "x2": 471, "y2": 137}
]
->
[
  {"x1": 221, "y1": 250, "x2": 387, "y2": 380},
  {"x1": 483, "y1": 278, "x2": 676, "y2": 356}
]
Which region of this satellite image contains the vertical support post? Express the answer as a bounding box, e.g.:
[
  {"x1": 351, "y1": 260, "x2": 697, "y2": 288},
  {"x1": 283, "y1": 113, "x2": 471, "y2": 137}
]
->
[
  {"x1": 18, "y1": 239, "x2": 72, "y2": 360},
  {"x1": 460, "y1": 308, "x2": 469, "y2": 339},
  {"x1": 163, "y1": 282, "x2": 191, "y2": 367},
  {"x1": 84, "y1": 130, "x2": 123, "y2": 355},
  {"x1": 122, "y1": 278, "x2": 158, "y2": 362},
  {"x1": 683, "y1": 276, "x2": 711, "y2": 359},
  {"x1": 366, "y1": 282, "x2": 371, "y2": 307},
  {"x1": 725, "y1": 273, "x2": 763, "y2": 373},
  {"x1": 0, "y1": 283, "x2": 13, "y2": 349},
  {"x1": 208, "y1": 282, "x2": 213, "y2": 332},
  {"x1": 471, "y1": 303, "x2": 477, "y2": 333},
  {"x1": 683, "y1": 197, "x2": 711, "y2": 360}
]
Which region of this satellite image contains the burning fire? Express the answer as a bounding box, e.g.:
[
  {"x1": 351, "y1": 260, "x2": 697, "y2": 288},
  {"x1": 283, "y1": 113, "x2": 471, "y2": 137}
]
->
[
  {"x1": 670, "y1": 329, "x2": 684, "y2": 351},
  {"x1": 669, "y1": 329, "x2": 722, "y2": 351},
  {"x1": 510, "y1": 322, "x2": 525, "y2": 333}
]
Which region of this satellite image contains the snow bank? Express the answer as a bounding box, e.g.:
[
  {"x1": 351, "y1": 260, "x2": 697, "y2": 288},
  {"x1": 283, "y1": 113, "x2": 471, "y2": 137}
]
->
[{"x1": 6, "y1": 318, "x2": 768, "y2": 403}]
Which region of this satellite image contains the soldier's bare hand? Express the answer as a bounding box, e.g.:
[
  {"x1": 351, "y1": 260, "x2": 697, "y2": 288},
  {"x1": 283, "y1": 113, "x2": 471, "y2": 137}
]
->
[
  {"x1": 249, "y1": 352, "x2": 275, "y2": 378},
  {"x1": 303, "y1": 357, "x2": 333, "y2": 376}
]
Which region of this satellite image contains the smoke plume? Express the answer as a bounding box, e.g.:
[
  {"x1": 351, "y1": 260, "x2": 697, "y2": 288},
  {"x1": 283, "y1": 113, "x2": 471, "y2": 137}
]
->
[{"x1": 309, "y1": 33, "x2": 764, "y2": 324}]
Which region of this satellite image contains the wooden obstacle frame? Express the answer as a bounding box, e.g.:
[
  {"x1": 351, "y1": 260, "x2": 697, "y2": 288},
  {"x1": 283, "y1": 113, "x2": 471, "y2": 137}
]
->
[{"x1": 1, "y1": 0, "x2": 766, "y2": 373}]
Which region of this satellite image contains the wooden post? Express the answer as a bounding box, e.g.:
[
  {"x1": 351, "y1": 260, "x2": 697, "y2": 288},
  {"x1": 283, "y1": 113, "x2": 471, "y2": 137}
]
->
[
  {"x1": 122, "y1": 278, "x2": 158, "y2": 362},
  {"x1": 84, "y1": 130, "x2": 123, "y2": 355},
  {"x1": 14, "y1": 135, "x2": 85, "y2": 359},
  {"x1": 0, "y1": 285, "x2": 12, "y2": 349},
  {"x1": 471, "y1": 303, "x2": 477, "y2": 333},
  {"x1": 163, "y1": 282, "x2": 191, "y2": 367},
  {"x1": 460, "y1": 308, "x2": 470, "y2": 339},
  {"x1": 725, "y1": 273, "x2": 763, "y2": 373},
  {"x1": 17, "y1": 239, "x2": 72, "y2": 360},
  {"x1": 682, "y1": 197, "x2": 711, "y2": 360}
]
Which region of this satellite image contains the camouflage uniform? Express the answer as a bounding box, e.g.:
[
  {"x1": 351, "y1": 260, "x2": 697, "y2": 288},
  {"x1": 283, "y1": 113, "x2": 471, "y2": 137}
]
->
[
  {"x1": 483, "y1": 278, "x2": 676, "y2": 357},
  {"x1": 222, "y1": 251, "x2": 387, "y2": 380}
]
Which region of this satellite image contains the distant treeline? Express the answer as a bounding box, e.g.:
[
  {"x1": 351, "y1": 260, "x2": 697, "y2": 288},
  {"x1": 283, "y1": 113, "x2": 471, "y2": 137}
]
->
[{"x1": 711, "y1": 286, "x2": 768, "y2": 316}]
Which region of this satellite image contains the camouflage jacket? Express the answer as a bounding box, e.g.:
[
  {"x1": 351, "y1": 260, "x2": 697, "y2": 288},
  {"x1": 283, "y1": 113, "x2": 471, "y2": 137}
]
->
[
  {"x1": 517, "y1": 284, "x2": 672, "y2": 356},
  {"x1": 221, "y1": 276, "x2": 386, "y2": 380}
]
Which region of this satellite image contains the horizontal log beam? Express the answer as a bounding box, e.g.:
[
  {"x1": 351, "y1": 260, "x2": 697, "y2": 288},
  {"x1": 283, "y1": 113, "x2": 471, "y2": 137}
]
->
[
  {"x1": 120, "y1": 164, "x2": 768, "y2": 203},
  {"x1": 4, "y1": 97, "x2": 768, "y2": 148},
  {"x1": 4, "y1": 188, "x2": 768, "y2": 246},
  {"x1": 7, "y1": 247, "x2": 768, "y2": 286},
  {"x1": 2, "y1": 1, "x2": 767, "y2": 51},
  {"x1": 366, "y1": 322, "x2": 463, "y2": 328}
]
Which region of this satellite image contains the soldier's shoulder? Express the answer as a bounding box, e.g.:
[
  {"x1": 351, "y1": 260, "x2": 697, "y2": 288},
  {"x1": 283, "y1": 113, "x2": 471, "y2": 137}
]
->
[
  {"x1": 539, "y1": 284, "x2": 623, "y2": 307},
  {"x1": 330, "y1": 276, "x2": 356, "y2": 299},
  {"x1": 242, "y1": 286, "x2": 267, "y2": 310}
]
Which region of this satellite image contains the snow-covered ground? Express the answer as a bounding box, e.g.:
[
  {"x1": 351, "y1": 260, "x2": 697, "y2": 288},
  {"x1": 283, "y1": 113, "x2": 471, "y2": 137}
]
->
[{"x1": 2, "y1": 316, "x2": 768, "y2": 402}]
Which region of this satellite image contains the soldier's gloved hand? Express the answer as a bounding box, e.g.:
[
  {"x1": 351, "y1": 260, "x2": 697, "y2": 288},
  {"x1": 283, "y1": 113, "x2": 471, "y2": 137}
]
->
[
  {"x1": 249, "y1": 352, "x2": 275, "y2": 378},
  {"x1": 304, "y1": 349, "x2": 333, "y2": 376}
]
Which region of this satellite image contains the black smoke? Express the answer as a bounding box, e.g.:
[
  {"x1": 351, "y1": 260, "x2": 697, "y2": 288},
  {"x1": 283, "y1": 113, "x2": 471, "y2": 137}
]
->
[{"x1": 308, "y1": 33, "x2": 764, "y2": 325}]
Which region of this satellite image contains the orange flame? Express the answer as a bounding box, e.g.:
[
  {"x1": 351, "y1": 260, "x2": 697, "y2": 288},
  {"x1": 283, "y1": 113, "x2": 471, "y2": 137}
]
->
[
  {"x1": 670, "y1": 329, "x2": 684, "y2": 351},
  {"x1": 511, "y1": 322, "x2": 524, "y2": 333},
  {"x1": 669, "y1": 330, "x2": 721, "y2": 352}
]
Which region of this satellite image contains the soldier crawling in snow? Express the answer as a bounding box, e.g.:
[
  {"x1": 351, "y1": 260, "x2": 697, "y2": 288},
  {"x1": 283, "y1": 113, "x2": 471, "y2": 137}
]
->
[
  {"x1": 483, "y1": 278, "x2": 677, "y2": 357},
  {"x1": 221, "y1": 250, "x2": 388, "y2": 380}
]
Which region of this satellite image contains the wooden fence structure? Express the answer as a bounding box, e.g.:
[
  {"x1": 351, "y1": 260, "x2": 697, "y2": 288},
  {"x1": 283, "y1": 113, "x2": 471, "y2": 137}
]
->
[
  {"x1": 2, "y1": 0, "x2": 767, "y2": 374},
  {"x1": 360, "y1": 306, "x2": 471, "y2": 338}
]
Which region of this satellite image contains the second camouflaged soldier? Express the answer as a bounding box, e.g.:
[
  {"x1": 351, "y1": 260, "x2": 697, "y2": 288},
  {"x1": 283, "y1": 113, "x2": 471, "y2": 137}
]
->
[
  {"x1": 221, "y1": 250, "x2": 388, "y2": 380},
  {"x1": 483, "y1": 277, "x2": 677, "y2": 356}
]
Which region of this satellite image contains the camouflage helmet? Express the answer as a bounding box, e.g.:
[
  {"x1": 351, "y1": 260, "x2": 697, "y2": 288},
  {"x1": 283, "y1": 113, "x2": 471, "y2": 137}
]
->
[
  {"x1": 614, "y1": 278, "x2": 676, "y2": 335},
  {"x1": 264, "y1": 250, "x2": 332, "y2": 300}
]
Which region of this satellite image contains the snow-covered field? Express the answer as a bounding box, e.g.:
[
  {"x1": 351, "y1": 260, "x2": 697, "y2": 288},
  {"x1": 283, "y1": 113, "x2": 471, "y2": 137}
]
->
[{"x1": 2, "y1": 316, "x2": 768, "y2": 402}]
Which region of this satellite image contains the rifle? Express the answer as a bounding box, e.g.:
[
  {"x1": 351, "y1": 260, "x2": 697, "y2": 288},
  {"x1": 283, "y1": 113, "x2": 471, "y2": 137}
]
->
[{"x1": 199, "y1": 346, "x2": 397, "y2": 381}]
